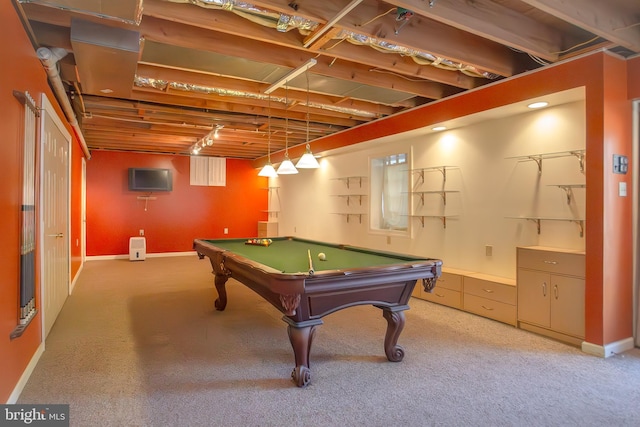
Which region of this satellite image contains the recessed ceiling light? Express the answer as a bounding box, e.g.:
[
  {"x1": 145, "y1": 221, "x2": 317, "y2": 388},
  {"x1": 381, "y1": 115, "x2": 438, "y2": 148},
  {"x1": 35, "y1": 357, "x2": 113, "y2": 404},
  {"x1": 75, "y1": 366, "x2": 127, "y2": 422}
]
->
[
  {"x1": 432, "y1": 126, "x2": 446, "y2": 131},
  {"x1": 527, "y1": 101, "x2": 548, "y2": 109}
]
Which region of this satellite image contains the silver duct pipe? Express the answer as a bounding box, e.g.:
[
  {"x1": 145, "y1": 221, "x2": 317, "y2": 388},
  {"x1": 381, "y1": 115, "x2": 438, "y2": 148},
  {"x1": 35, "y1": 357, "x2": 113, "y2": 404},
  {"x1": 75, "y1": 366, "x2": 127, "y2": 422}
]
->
[{"x1": 37, "y1": 47, "x2": 91, "y2": 159}]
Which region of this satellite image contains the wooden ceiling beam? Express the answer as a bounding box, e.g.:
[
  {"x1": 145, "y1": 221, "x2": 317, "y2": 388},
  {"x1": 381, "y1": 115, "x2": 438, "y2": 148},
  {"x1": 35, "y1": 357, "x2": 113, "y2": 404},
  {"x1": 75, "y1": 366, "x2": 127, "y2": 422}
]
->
[
  {"x1": 140, "y1": 1, "x2": 475, "y2": 89},
  {"x1": 382, "y1": 0, "x2": 563, "y2": 62},
  {"x1": 520, "y1": 0, "x2": 640, "y2": 53}
]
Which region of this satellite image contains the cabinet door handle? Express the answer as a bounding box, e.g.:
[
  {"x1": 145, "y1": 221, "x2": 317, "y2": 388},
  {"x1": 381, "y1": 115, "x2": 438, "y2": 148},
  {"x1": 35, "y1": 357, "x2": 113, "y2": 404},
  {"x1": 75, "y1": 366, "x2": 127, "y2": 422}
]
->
[
  {"x1": 481, "y1": 305, "x2": 494, "y2": 311},
  {"x1": 554, "y1": 284, "x2": 559, "y2": 299},
  {"x1": 542, "y1": 282, "x2": 547, "y2": 296},
  {"x1": 543, "y1": 260, "x2": 558, "y2": 265},
  {"x1": 482, "y1": 288, "x2": 494, "y2": 293},
  {"x1": 435, "y1": 293, "x2": 445, "y2": 298}
]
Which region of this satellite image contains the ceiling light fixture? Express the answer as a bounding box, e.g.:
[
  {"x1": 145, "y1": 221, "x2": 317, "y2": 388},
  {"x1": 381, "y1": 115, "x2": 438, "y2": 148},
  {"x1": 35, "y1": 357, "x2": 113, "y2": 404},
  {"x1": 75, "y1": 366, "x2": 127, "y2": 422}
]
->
[
  {"x1": 258, "y1": 96, "x2": 278, "y2": 178},
  {"x1": 277, "y1": 85, "x2": 298, "y2": 175},
  {"x1": 432, "y1": 126, "x2": 446, "y2": 131},
  {"x1": 528, "y1": 101, "x2": 549, "y2": 109},
  {"x1": 296, "y1": 71, "x2": 319, "y2": 169},
  {"x1": 264, "y1": 58, "x2": 317, "y2": 95},
  {"x1": 213, "y1": 124, "x2": 223, "y2": 139}
]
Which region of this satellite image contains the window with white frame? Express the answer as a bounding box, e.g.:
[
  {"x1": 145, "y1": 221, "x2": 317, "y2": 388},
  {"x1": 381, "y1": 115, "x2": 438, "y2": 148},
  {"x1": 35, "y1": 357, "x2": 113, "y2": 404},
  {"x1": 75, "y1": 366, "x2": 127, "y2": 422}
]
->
[{"x1": 370, "y1": 153, "x2": 409, "y2": 231}]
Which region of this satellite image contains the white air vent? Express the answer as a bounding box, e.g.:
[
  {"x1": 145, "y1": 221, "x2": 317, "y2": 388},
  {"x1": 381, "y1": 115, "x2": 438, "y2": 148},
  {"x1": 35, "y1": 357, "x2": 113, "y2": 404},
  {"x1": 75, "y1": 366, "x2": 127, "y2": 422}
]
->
[{"x1": 129, "y1": 237, "x2": 146, "y2": 261}]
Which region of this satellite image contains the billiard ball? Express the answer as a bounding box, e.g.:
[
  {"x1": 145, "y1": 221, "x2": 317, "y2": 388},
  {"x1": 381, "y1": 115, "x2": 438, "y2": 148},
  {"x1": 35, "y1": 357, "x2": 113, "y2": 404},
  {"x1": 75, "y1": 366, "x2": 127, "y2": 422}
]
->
[{"x1": 318, "y1": 252, "x2": 326, "y2": 261}]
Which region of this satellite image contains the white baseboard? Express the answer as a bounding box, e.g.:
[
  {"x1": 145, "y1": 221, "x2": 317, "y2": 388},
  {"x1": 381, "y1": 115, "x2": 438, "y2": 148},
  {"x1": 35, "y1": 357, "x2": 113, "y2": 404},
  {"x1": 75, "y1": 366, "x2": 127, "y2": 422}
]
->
[
  {"x1": 69, "y1": 262, "x2": 84, "y2": 294},
  {"x1": 86, "y1": 251, "x2": 197, "y2": 261},
  {"x1": 6, "y1": 342, "x2": 45, "y2": 404},
  {"x1": 581, "y1": 337, "x2": 635, "y2": 358}
]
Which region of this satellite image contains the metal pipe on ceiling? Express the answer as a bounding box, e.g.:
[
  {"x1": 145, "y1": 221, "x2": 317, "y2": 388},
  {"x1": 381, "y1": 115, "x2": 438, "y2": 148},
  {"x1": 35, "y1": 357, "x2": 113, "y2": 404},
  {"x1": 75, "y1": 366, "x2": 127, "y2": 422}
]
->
[{"x1": 37, "y1": 47, "x2": 91, "y2": 159}]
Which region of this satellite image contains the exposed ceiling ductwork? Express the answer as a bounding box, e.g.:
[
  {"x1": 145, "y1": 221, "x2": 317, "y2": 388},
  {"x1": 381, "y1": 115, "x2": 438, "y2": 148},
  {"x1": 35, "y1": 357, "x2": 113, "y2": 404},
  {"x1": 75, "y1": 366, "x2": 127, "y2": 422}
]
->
[{"x1": 17, "y1": 0, "x2": 640, "y2": 159}]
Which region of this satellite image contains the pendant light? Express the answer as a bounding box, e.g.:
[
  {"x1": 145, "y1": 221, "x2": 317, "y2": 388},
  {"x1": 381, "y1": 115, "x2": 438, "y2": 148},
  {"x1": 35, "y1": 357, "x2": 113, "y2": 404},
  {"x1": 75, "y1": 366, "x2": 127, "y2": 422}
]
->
[
  {"x1": 258, "y1": 96, "x2": 278, "y2": 177},
  {"x1": 296, "y1": 71, "x2": 319, "y2": 169},
  {"x1": 277, "y1": 84, "x2": 298, "y2": 174}
]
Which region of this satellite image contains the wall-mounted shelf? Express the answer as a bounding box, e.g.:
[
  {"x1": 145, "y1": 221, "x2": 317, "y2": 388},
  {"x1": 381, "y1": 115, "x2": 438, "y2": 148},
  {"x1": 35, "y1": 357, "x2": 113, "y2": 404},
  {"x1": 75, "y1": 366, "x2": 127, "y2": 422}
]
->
[
  {"x1": 506, "y1": 149, "x2": 586, "y2": 173},
  {"x1": 548, "y1": 184, "x2": 586, "y2": 204},
  {"x1": 411, "y1": 190, "x2": 459, "y2": 206},
  {"x1": 411, "y1": 166, "x2": 457, "y2": 184},
  {"x1": 506, "y1": 216, "x2": 585, "y2": 237},
  {"x1": 137, "y1": 195, "x2": 157, "y2": 211},
  {"x1": 332, "y1": 176, "x2": 366, "y2": 189},
  {"x1": 262, "y1": 210, "x2": 279, "y2": 219},
  {"x1": 410, "y1": 215, "x2": 458, "y2": 229},
  {"x1": 332, "y1": 213, "x2": 366, "y2": 223},
  {"x1": 333, "y1": 194, "x2": 366, "y2": 205}
]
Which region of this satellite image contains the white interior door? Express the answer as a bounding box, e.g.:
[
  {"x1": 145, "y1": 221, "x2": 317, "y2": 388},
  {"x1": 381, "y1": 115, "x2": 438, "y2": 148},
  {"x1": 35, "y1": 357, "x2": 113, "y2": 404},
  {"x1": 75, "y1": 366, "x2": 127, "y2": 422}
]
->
[{"x1": 40, "y1": 94, "x2": 71, "y2": 339}]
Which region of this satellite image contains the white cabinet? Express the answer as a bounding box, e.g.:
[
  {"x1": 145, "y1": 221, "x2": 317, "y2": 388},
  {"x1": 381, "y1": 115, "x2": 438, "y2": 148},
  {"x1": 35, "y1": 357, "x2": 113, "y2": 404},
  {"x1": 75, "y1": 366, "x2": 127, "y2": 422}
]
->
[{"x1": 517, "y1": 246, "x2": 585, "y2": 345}]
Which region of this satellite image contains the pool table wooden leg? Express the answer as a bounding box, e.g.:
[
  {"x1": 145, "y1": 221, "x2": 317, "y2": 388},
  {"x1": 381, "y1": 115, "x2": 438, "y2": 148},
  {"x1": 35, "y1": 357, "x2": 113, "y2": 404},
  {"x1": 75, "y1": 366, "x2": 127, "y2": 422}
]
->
[
  {"x1": 283, "y1": 318, "x2": 323, "y2": 387},
  {"x1": 213, "y1": 274, "x2": 228, "y2": 311},
  {"x1": 380, "y1": 305, "x2": 408, "y2": 362}
]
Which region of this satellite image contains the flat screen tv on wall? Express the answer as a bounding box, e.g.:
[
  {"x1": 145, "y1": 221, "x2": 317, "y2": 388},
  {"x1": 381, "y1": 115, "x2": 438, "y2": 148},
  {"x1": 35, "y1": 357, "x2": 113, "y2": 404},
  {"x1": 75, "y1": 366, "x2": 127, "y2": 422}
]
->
[{"x1": 128, "y1": 168, "x2": 173, "y2": 192}]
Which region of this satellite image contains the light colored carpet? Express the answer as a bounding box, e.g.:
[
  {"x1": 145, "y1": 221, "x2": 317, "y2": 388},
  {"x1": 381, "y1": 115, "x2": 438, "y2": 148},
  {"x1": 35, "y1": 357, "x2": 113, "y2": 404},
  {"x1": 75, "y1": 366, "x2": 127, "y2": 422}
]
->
[{"x1": 18, "y1": 256, "x2": 640, "y2": 426}]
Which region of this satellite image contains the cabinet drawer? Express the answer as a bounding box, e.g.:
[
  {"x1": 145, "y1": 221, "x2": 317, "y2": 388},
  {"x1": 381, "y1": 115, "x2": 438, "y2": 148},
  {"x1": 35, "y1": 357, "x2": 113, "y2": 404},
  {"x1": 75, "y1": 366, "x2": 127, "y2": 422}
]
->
[
  {"x1": 437, "y1": 272, "x2": 463, "y2": 292},
  {"x1": 464, "y1": 294, "x2": 516, "y2": 325},
  {"x1": 464, "y1": 276, "x2": 516, "y2": 305},
  {"x1": 421, "y1": 287, "x2": 462, "y2": 309},
  {"x1": 517, "y1": 248, "x2": 584, "y2": 277}
]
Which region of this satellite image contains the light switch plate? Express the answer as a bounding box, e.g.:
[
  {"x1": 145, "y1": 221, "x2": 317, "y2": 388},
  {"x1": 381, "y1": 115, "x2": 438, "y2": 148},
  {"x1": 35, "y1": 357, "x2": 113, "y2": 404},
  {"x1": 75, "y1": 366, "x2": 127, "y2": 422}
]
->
[{"x1": 619, "y1": 182, "x2": 627, "y2": 197}]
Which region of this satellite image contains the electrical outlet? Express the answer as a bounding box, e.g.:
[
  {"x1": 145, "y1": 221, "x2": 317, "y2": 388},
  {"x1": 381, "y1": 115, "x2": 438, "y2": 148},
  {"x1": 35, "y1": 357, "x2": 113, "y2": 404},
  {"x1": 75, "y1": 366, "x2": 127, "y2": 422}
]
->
[
  {"x1": 139, "y1": 229, "x2": 144, "y2": 236},
  {"x1": 224, "y1": 227, "x2": 228, "y2": 234},
  {"x1": 485, "y1": 245, "x2": 493, "y2": 256},
  {"x1": 387, "y1": 236, "x2": 391, "y2": 245}
]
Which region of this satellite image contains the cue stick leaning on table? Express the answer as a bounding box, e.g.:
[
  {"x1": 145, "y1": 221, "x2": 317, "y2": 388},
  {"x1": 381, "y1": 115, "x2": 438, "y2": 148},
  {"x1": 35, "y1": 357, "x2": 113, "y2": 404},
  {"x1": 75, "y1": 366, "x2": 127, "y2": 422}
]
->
[{"x1": 307, "y1": 249, "x2": 314, "y2": 276}]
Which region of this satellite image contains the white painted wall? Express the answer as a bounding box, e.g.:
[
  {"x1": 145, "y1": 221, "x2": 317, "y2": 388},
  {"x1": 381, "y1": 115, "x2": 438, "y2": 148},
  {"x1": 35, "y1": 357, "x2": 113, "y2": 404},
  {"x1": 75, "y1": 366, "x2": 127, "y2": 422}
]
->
[{"x1": 270, "y1": 100, "x2": 586, "y2": 279}]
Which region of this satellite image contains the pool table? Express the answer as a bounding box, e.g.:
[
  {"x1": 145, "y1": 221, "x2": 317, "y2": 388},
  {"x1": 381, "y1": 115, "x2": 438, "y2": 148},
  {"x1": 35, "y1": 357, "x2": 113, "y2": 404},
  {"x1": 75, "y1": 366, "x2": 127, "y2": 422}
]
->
[{"x1": 193, "y1": 236, "x2": 442, "y2": 387}]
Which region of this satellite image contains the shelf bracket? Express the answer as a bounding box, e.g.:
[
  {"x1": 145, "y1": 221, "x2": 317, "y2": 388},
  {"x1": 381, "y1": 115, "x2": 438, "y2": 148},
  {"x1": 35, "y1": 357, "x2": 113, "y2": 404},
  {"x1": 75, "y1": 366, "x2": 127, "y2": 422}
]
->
[
  {"x1": 526, "y1": 218, "x2": 542, "y2": 234},
  {"x1": 528, "y1": 155, "x2": 543, "y2": 173},
  {"x1": 558, "y1": 185, "x2": 572, "y2": 204},
  {"x1": 573, "y1": 220, "x2": 585, "y2": 237},
  {"x1": 438, "y1": 167, "x2": 447, "y2": 182},
  {"x1": 571, "y1": 151, "x2": 586, "y2": 173}
]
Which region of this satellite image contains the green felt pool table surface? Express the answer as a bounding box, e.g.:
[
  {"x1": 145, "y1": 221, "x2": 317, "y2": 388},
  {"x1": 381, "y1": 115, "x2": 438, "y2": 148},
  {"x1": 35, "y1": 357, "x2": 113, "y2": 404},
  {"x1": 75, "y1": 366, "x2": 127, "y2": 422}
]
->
[{"x1": 200, "y1": 236, "x2": 430, "y2": 274}]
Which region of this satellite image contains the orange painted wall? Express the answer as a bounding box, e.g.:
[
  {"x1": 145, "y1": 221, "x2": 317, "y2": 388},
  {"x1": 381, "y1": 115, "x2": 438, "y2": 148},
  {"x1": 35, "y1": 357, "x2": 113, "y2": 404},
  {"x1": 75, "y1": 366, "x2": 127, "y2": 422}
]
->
[
  {"x1": 0, "y1": 1, "x2": 85, "y2": 401},
  {"x1": 628, "y1": 56, "x2": 640, "y2": 99},
  {"x1": 86, "y1": 151, "x2": 268, "y2": 256},
  {"x1": 70, "y1": 134, "x2": 84, "y2": 277},
  {"x1": 600, "y1": 55, "x2": 633, "y2": 345}
]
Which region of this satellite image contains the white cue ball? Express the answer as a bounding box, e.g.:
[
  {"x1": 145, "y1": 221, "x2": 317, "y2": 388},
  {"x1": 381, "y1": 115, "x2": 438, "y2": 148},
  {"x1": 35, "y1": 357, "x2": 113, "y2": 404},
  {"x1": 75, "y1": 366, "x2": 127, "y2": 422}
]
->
[{"x1": 318, "y1": 252, "x2": 326, "y2": 261}]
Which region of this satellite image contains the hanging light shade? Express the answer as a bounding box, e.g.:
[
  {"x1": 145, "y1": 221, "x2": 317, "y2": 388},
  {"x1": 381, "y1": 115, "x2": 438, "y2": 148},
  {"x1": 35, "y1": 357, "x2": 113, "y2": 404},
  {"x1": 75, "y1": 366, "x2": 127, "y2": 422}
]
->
[
  {"x1": 277, "y1": 155, "x2": 298, "y2": 174},
  {"x1": 296, "y1": 144, "x2": 319, "y2": 168},
  {"x1": 296, "y1": 70, "x2": 319, "y2": 169},
  {"x1": 259, "y1": 95, "x2": 278, "y2": 178},
  {"x1": 277, "y1": 84, "x2": 298, "y2": 174},
  {"x1": 258, "y1": 162, "x2": 278, "y2": 177}
]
